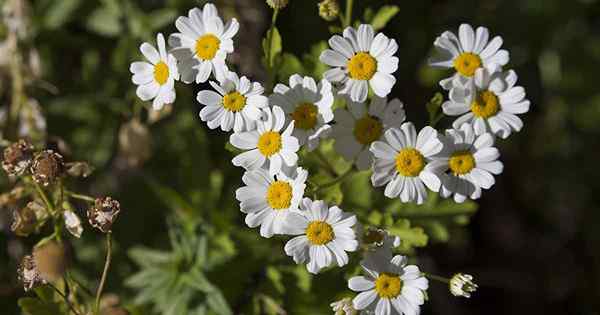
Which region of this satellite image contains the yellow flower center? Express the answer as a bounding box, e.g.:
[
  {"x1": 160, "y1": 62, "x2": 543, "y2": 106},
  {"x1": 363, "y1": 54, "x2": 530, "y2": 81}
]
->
[
  {"x1": 448, "y1": 150, "x2": 475, "y2": 175},
  {"x1": 291, "y1": 103, "x2": 319, "y2": 130},
  {"x1": 266, "y1": 181, "x2": 293, "y2": 209},
  {"x1": 347, "y1": 52, "x2": 377, "y2": 80},
  {"x1": 353, "y1": 115, "x2": 383, "y2": 145},
  {"x1": 375, "y1": 273, "x2": 402, "y2": 299},
  {"x1": 453, "y1": 52, "x2": 482, "y2": 77},
  {"x1": 305, "y1": 221, "x2": 334, "y2": 245},
  {"x1": 395, "y1": 148, "x2": 425, "y2": 177},
  {"x1": 257, "y1": 131, "x2": 282, "y2": 157},
  {"x1": 222, "y1": 91, "x2": 246, "y2": 112},
  {"x1": 153, "y1": 62, "x2": 169, "y2": 85},
  {"x1": 471, "y1": 90, "x2": 499, "y2": 118},
  {"x1": 195, "y1": 34, "x2": 220, "y2": 60}
]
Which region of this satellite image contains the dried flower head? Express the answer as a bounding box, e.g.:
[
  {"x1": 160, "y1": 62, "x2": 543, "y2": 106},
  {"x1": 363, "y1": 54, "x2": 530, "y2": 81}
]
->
[
  {"x1": 17, "y1": 254, "x2": 46, "y2": 291},
  {"x1": 330, "y1": 297, "x2": 358, "y2": 315},
  {"x1": 11, "y1": 204, "x2": 37, "y2": 236},
  {"x1": 88, "y1": 197, "x2": 121, "y2": 233},
  {"x1": 33, "y1": 241, "x2": 68, "y2": 282},
  {"x1": 449, "y1": 273, "x2": 478, "y2": 298},
  {"x1": 30, "y1": 149, "x2": 64, "y2": 186},
  {"x1": 266, "y1": 0, "x2": 288, "y2": 10},
  {"x1": 2, "y1": 139, "x2": 34, "y2": 177},
  {"x1": 318, "y1": 0, "x2": 340, "y2": 21}
]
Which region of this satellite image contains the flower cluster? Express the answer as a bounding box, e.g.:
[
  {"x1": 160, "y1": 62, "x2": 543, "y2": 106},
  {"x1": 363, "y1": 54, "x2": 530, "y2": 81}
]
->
[{"x1": 131, "y1": 3, "x2": 526, "y2": 313}]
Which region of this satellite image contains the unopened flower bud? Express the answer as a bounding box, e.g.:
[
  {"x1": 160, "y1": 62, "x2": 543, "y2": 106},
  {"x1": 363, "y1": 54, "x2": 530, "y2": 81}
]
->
[
  {"x1": 11, "y1": 204, "x2": 37, "y2": 236},
  {"x1": 17, "y1": 254, "x2": 46, "y2": 291},
  {"x1": 2, "y1": 140, "x2": 34, "y2": 177},
  {"x1": 63, "y1": 211, "x2": 83, "y2": 238},
  {"x1": 266, "y1": 0, "x2": 288, "y2": 10},
  {"x1": 318, "y1": 0, "x2": 340, "y2": 21},
  {"x1": 30, "y1": 150, "x2": 64, "y2": 186},
  {"x1": 449, "y1": 273, "x2": 478, "y2": 298},
  {"x1": 330, "y1": 297, "x2": 358, "y2": 315},
  {"x1": 33, "y1": 241, "x2": 68, "y2": 282},
  {"x1": 88, "y1": 197, "x2": 121, "y2": 233}
]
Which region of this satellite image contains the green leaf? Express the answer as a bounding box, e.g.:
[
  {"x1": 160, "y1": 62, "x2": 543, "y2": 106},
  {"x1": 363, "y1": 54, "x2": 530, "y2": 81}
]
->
[
  {"x1": 277, "y1": 53, "x2": 304, "y2": 82},
  {"x1": 86, "y1": 7, "x2": 122, "y2": 37},
  {"x1": 388, "y1": 219, "x2": 429, "y2": 250},
  {"x1": 262, "y1": 27, "x2": 282, "y2": 69},
  {"x1": 148, "y1": 9, "x2": 177, "y2": 30},
  {"x1": 128, "y1": 246, "x2": 172, "y2": 268},
  {"x1": 206, "y1": 292, "x2": 232, "y2": 315},
  {"x1": 182, "y1": 269, "x2": 215, "y2": 293},
  {"x1": 266, "y1": 266, "x2": 285, "y2": 294},
  {"x1": 370, "y1": 5, "x2": 400, "y2": 31},
  {"x1": 342, "y1": 170, "x2": 373, "y2": 208},
  {"x1": 18, "y1": 297, "x2": 62, "y2": 315},
  {"x1": 224, "y1": 141, "x2": 243, "y2": 154},
  {"x1": 43, "y1": 0, "x2": 82, "y2": 29}
]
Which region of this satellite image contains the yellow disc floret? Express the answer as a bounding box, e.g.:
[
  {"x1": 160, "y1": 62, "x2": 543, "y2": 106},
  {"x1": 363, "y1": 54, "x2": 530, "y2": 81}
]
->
[
  {"x1": 375, "y1": 273, "x2": 402, "y2": 299},
  {"x1": 395, "y1": 148, "x2": 425, "y2": 177},
  {"x1": 266, "y1": 181, "x2": 293, "y2": 209},
  {"x1": 306, "y1": 221, "x2": 335, "y2": 245},
  {"x1": 195, "y1": 34, "x2": 220, "y2": 60},
  {"x1": 257, "y1": 131, "x2": 282, "y2": 157},
  {"x1": 222, "y1": 92, "x2": 246, "y2": 112},
  {"x1": 291, "y1": 103, "x2": 319, "y2": 130},
  {"x1": 448, "y1": 150, "x2": 475, "y2": 175},
  {"x1": 153, "y1": 62, "x2": 169, "y2": 85},
  {"x1": 453, "y1": 52, "x2": 482, "y2": 77},
  {"x1": 353, "y1": 115, "x2": 383, "y2": 145},
  {"x1": 347, "y1": 52, "x2": 377, "y2": 80},
  {"x1": 471, "y1": 90, "x2": 499, "y2": 118}
]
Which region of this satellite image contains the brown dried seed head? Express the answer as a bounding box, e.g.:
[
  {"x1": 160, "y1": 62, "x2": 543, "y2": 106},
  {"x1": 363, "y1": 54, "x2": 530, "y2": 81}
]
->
[
  {"x1": 17, "y1": 254, "x2": 46, "y2": 291},
  {"x1": 33, "y1": 241, "x2": 68, "y2": 282},
  {"x1": 11, "y1": 205, "x2": 37, "y2": 237},
  {"x1": 2, "y1": 140, "x2": 34, "y2": 177},
  {"x1": 30, "y1": 150, "x2": 64, "y2": 186},
  {"x1": 88, "y1": 197, "x2": 121, "y2": 233}
]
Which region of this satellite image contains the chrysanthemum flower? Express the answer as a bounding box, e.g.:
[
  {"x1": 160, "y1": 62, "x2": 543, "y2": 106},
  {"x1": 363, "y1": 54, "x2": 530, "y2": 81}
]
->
[
  {"x1": 432, "y1": 124, "x2": 503, "y2": 202},
  {"x1": 230, "y1": 106, "x2": 299, "y2": 176},
  {"x1": 429, "y1": 23, "x2": 509, "y2": 90},
  {"x1": 130, "y1": 33, "x2": 179, "y2": 110},
  {"x1": 269, "y1": 74, "x2": 334, "y2": 150},
  {"x1": 369, "y1": 122, "x2": 443, "y2": 204},
  {"x1": 284, "y1": 198, "x2": 358, "y2": 274},
  {"x1": 235, "y1": 167, "x2": 307, "y2": 238},
  {"x1": 197, "y1": 71, "x2": 268, "y2": 132},
  {"x1": 348, "y1": 255, "x2": 428, "y2": 315},
  {"x1": 168, "y1": 3, "x2": 238, "y2": 83},
  {"x1": 442, "y1": 68, "x2": 530, "y2": 138},
  {"x1": 320, "y1": 24, "x2": 398, "y2": 102},
  {"x1": 332, "y1": 97, "x2": 405, "y2": 170}
]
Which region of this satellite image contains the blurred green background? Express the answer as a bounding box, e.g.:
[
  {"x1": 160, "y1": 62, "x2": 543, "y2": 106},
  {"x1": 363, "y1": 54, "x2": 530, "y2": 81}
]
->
[{"x1": 1, "y1": 0, "x2": 600, "y2": 314}]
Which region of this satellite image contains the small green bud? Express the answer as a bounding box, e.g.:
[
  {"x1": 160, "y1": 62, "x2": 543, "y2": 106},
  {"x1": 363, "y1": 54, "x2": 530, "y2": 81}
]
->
[
  {"x1": 449, "y1": 273, "x2": 478, "y2": 298},
  {"x1": 318, "y1": 0, "x2": 340, "y2": 21}
]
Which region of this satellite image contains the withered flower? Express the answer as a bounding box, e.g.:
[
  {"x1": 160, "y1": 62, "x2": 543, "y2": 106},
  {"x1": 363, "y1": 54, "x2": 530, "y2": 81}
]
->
[
  {"x1": 2, "y1": 140, "x2": 34, "y2": 177},
  {"x1": 88, "y1": 197, "x2": 121, "y2": 233},
  {"x1": 30, "y1": 149, "x2": 64, "y2": 186},
  {"x1": 33, "y1": 241, "x2": 68, "y2": 282},
  {"x1": 17, "y1": 254, "x2": 46, "y2": 291},
  {"x1": 11, "y1": 205, "x2": 37, "y2": 236}
]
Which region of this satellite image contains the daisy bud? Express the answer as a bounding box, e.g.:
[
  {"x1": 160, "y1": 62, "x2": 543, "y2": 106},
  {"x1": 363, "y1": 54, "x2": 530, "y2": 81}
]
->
[
  {"x1": 2, "y1": 139, "x2": 34, "y2": 177},
  {"x1": 449, "y1": 273, "x2": 478, "y2": 298},
  {"x1": 30, "y1": 149, "x2": 64, "y2": 186},
  {"x1": 33, "y1": 241, "x2": 68, "y2": 282},
  {"x1": 318, "y1": 0, "x2": 340, "y2": 21},
  {"x1": 11, "y1": 204, "x2": 37, "y2": 236},
  {"x1": 17, "y1": 254, "x2": 46, "y2": 291},
  {"x1": 88, "y1": 197, "x2": 121, "y2": 233},
  {"x1": 63, "y1": 210, "x2": 83, "y2": 238},
  {"x1": 266, "y1": 0, "x2": 288, "y2": 10},
  {"x1": 330, "y1": 297, "x2": 358, "y2": 315}
]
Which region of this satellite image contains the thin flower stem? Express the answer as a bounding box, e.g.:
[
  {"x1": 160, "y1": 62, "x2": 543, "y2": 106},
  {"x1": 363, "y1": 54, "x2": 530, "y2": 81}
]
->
[
  {"x1": 95, "y1": 232, "x2": 112, "y2": 315},
  {"x1": 343, "y1": 0, "x2": 354, "y2": 28},
  {"x1": 67, "y1": 272, "x2": 94, "y2": 298},
  {"x1": 33, "y1": 180, "x2": 55, "y2": 214},
  {"x1": 313, "y1": 166, "x2": 353, "y2": 193},
  {"x1": 49, "y1": 283, "x2": 82, "y2": 315},
  {"x1": 265, "y1": 8, "x2": 279, "y2": 90},
  {"x1": 423, "y1": 272, "x2": 450, "y2": 284},
  {"x1": 314, "y1": 149, "x2": 338, "y2": 176},
  {"x1": 66, "y1": 191, "x2": 95, "y2": 203}
]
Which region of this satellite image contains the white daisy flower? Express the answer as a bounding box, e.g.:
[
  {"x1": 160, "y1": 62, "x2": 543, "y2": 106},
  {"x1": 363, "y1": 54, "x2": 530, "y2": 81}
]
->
[
  {"x1": 369, "y1": 122, "x2": 443, "y2": 205},
  {"x1": 284, "y1": 198, "x2": 358, "y2": 274},
  {"x1": 320, "y1": 24, "x2": 398, "y2": 102},
  {"x1": 349, "y1": 254, "x2": 428, "y2": 315},
  {"x1": 235, "y1": 167, "x2": 307, "y2": 238},
  {"x1": 269, "y1": 74, "x2": 334, "y2": 150},
  {"x1": 432, "y1": 124, "x2": 503, "y2": 203},
  {"x1": 197, "y1": 71, "x2": 268, "y2": 132},
  {"x1": 442, "y1": 68, "x2": 530, "y2": 139},
  {"x1": 429, "y1": 23, "x2": 509, "y2": 90},
  {"x1": 168, "y1": 3, "x2": 239, "y2": 83},
  {"x1": 332, "y1": 97, "x2": 406, "y2": 170},
  {"x1": 130, "y1": 33, "x2": 179, "y2": 110},
  {"x1": 230, "y1": 106, "x2": 299, "y2": 176}
]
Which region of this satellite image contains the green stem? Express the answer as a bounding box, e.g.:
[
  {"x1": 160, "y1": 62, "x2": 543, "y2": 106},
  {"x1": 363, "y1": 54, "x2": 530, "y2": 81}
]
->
[
  {"x1": 313, "y1": 166, "x2": 353, "y2": 193},
  {"x1": 49, "y1": 283, "x2": 82, "y2": 315},
  {"x1": 423, "y1": 272, "x2": 450, "y2": 284},
  {"x1": 33, "y1": 180, "x2": 55, "y2": 214},
  {"x1": 6, "y1": 31, "x2": 24, "y2": 140},
  {"x1": 314, "y1": 149, "x2": 338, "y2": 176},
  {"x1": 265, "y1": 8, "x2": 279, "y2": 90},
  {"x1": 95, "y1": 232, "x2": 112, "y2": 315},
  {"x1": 343, "y1": 0, "x2": 354, "y2": 28},
  {"x1": 66, "y1": 191, "x2": 95, "y2": 203}
]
